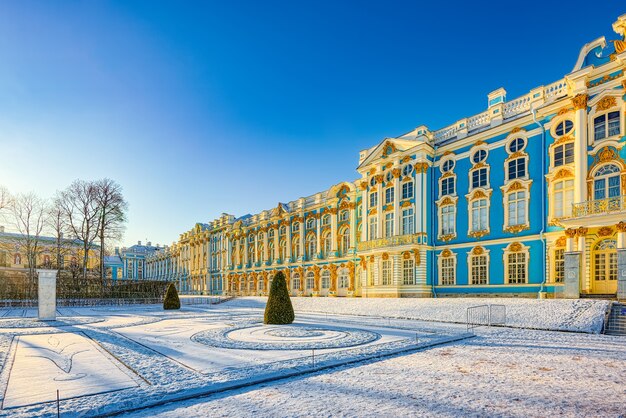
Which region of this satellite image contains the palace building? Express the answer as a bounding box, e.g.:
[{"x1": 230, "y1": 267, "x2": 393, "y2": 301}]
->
[{"x1": 146, "y1": 14, "x2": 626, "y2": 300}]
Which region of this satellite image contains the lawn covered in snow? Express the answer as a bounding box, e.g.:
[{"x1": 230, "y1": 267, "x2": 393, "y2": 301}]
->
[
  {"x1": 225, "y1": 297, "x2": 611, "y2": 333},
  {"x1": 123, "y1": 327, "x2": 626, "y2": 418}
]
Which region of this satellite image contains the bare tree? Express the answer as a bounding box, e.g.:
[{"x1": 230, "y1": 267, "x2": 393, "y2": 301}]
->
[
  {"x1": 94, "y1": 179, "x2": 128, "y2": 281},
  {"x1": 57, "y1": 180, "x2": 100, "y2": 279},
  {"x1": 48, "y1": 194, "x2": 73, "y2": 274},
  {"x1": 9, "y1": 192, "x2": 48, "y2": 286},
  {"x1": 0, "y1": 185, "x2": 11, "y2": 212}
]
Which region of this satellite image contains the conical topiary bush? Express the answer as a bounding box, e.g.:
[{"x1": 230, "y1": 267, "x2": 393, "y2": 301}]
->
[
  {"x1": 264, "y1": 271, "x2": 294, "y2": 324},
  {"x1": 163, "y1": 282, "x2": 181, "y2": 310}
]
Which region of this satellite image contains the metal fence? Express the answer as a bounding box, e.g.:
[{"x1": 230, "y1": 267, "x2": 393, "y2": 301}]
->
[
  {"x1": 466, "y1": 304, "x2": 506, "y2": 332},
  {"x1": 0, "y1": 269, "x2": 171, "y2": 307}
]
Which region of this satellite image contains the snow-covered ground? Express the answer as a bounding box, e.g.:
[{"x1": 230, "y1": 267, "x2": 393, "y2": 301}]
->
[
  {"x1": 123, "y1": 327, "x2": 626, "y2": 418},
  {"x1": 225, "y1": 297, "x2": 611, "y2": 333},
  {"x1": 0, "y1": 298, "x2": 622, "y2": 417}
]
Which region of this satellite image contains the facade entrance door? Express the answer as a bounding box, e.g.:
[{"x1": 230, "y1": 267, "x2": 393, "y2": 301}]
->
[{"x1": 592, "y1": 239, "x2": 618, "y2": 294}]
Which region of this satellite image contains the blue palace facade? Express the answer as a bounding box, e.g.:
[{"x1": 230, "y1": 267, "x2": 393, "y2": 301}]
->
[{"x1": 146, "y1": 14, "x2": 626, "y2": 300}]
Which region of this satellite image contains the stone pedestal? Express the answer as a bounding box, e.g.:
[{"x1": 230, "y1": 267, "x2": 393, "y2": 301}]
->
[
  {"x1": 563, "y1": 252, "x2": 581, "y2": 299},
  {"x1": 618, "y1": 249, "x2": 626, "y2": 301},
  {"x1": 37, "y1": 269, "x2": 57, "y2": 321}
]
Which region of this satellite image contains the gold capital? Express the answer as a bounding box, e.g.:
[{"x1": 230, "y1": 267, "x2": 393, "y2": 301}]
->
[{"x1": 571, "y1": 94, "x2": 588, "y2": 110}]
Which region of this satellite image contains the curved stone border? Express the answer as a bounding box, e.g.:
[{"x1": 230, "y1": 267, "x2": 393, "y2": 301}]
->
[{"x1": 191, "y1": 323, "x2": 380, "y2": 350}]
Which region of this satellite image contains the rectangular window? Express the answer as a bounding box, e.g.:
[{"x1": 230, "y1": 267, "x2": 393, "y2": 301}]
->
[
  {"x1": 507, "y1": 253, "x2": 527, "y2": 284},
  {"x1": 470, "y1": 255, "x2": 488, "y2": 285},
  {"x1": 402, "y1": 259, "x2": 415, "y2": 285},
  {"x1": 384, "y1": 213, "x2": 394, "y2": 237},
  {"x1": 553, "y1": 143, "x2": 574, "y2": 167},
  {"x1": 369, "y1": 191, "x2": 378, "y2": 208},
  {"x1": 382, "y1": 260, "x2": 392, "y2": 285},
  {"x1": 402, "y1": 208, "x2": 414, "y2": 235},
  {"x1": 594, "y1": 111, "x2": 620, "y2": 140},
  {"x1": 368, "y1": 217, "x2": 378, "y2": 240},
  {"x1": 471, "y1": 199, "x2": 488, "y2": 232},
  {"x1": 508, "y1": 158, "x2": 526, "y2": 180},
  {"x1": 441, "y1": 178, "x2": 455, "y2": 196},
  {"x1": 322, "y1": 274, "x2": 330, "y2": 289},
  {"x1": 507, "y1": 191, "x2": 526, "y2": 226},
  {"x1": 554, "y1": 179, "x2": 574, "y2": 218},
  {"x1": 471, "y1": 168, "x2": 487, "y2": 189},
  {"x1": 554, "y1": 249, "x2": 564, "y2": 283},
  {"x1": 441, "y1": 257, "x2": 455, "y2": 285},
  {"x1": 441, "y1": 205, "x2": 455, "y2": 236},
  {"x1": 385, "y1": 187, "x2": 394, "y2": 204},
  {"x1": 402, "y1": 182, "x2": 414, "y2": 200}
]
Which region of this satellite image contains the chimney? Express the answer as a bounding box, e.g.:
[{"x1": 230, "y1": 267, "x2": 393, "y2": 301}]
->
[
  {"x1": 147, "y1": 241, "x2": 152, "y2": 246},
  {"x1": 115, "y1": 247, "x2": 119, "y2": 255},
  {"x1": 138, "y1": 240, "x2": 142, "y2": 246},
  {"x1": 0, "y1": 226, "x2": 4, "y2": 233}
]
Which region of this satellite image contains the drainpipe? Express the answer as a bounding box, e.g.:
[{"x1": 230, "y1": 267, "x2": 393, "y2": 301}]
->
[
  {"x1": 532, "y1": 105, "x2": 548, "y2": 298},
  {"x1": 431, "y1": 143, "x2": 439, "y2": 298}
]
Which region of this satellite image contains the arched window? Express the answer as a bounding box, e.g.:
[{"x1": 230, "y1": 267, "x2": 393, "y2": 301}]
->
[
  {"x1": 402, "y1": 164, "x2": 414, "y2": 177},
  {"x1": 321, "y1": 231, "x2": 331, "y2": 258},
  {"x1": 338, "y1": 269, "x2": 349, "y2": 288},
  {"x1": 292, "y1": 222, "x2": 300, "y2": 233},
  {"x1": 279, "y1": 240, "x2": 287, "y2": 260},
  {"x1": 322, "y1": 214, "x2": 330, "y2": 226},
  {"x1": 258, "y1": 243, "x2": 264, "y2": 262},
  {"x1": 306, "y1": 271, "x2": 315, "y2": 289},
  {"x1": 279, "y1": 225, "x2": 286, "y2": 236},
  {"x1": 268, "y1": 241, "x2": 274, "y2": 262},
  {"x1": 306, "y1": 234, "x2": 316, "y2": 258},
  {"x1": 306, "y1": 218, "x2": 315, "y2": 230},
  {"x1": 321, "y1": 270, "x2": 330, "y2": 289},
  {"x1": 292, "y1": 273, "x2": 301, "y2": 290},
  {"x1": 292, "y1": 237, "x2": 301, "y2": 259},
  {"x1": 441, "y1": 159, "x2": 455, "y2": 173},
  {"x1": 268, "y1": 229, "x2": 275, "y2": 239},
  {"x1": 248, "y1": 245, "x2": 254, "y2": 263},
  {"x1": 339, "y1": 227, "x2": 350, "y2": 254},
  {"x1": 339, "y1": 210, "x2": 349, "y2": 222},
  {"x1": 593, "y1": 164, "x2": 621, "y2": 200}
]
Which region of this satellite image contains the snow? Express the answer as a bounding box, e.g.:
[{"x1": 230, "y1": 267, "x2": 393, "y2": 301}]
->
[
  {"x1": 0, "y1": 298, "x2": 621, "y2": 417},
  {"x1": 122, "y1": 328, "x2": 626, "y2": 418},
  {"x1": 223, "y1": 297, "x2": 611, "y2": 333}
]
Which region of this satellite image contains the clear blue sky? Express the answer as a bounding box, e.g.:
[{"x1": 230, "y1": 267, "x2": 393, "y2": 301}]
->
[{"x1": 0, "y1": 1, "x2": 623, "y2": 247}]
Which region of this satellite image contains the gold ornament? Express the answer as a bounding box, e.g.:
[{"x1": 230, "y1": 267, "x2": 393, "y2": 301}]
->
[
  {"x1": 509, "y1": 242, "x2": 522, "y2": 252},
  {"x1": 598, "y1": 226, "x2": 614, "y2": 237},
  {"x1": 571, "y1": 94, "x2": 588, "y2": 110},
  {"x1": 471, "y1": 246, "x2": 484, "y2": 255},
  {"x1": 596, "y1": 96, "x2": 617, "y2": 111}
]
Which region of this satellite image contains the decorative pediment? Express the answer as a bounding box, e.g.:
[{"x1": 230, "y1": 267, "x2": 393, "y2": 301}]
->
[{"x1": 271, "y1": 203, "x2": 289, "y2": 218}]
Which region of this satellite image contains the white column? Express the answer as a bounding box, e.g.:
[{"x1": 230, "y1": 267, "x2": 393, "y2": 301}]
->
[
  {"x1": 299, "y1": 219, "x2": 304, "y2": 260},
  {"x1": 263, "y1": 230, "x2": 269, "y2": 262},
  {"x1": 330, "y1": 209, "x2": 338, "y2": 254},
  {"x1": 361, "y1": 185, "x2": 368, "y2": 242},
  {"x1": 393, "y1": 170, "x2": 401, "y2": 235},
  {"x1": 349, "y1": 204, "x2": 356, "y2": 249},
  {"x1": 254, "y1": 233, "x2": 259, "y2": 264},
  {"x1": 244, "y1": 235, "x2": 249, "y2": 264},
  {"x1": 572, "y1": 94, "x2": 588, "y2": 204},
  {"x1": 286, "y1": 222, "x2": 292, "y2": 259},
  {"x1": 376, "y1": 181, "x2": 383, "y2": 239},
  {"x1": 273, "y1": 227, "x2": 279, "y2": 261},
  {"x1": 316, "y1": 216, "x2": 321, "y2": 258}
]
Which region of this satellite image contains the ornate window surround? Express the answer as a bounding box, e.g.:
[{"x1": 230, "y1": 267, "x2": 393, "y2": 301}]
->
[
  {"x1": 500, "y1": 179, "x2": 533, "y2": 234},
  {"x1": 587, "y1": 92, "x2": 624, "y2": 151},
  {"x1": 547, "y1": 113, "x2": 575, "y2": 172},
  {"x1": 503, "y1": 242, "x2": 530, "y2": 285},
  {"x1": 546, "y1": 168, "x2": 575, "y2": 224},
  {"x1": 467, "y1": 245, "x2": 490, "y2": 285},
  {"x1": 437, "y1": 249, "x2": 456, "y2": 286},
  {"x1": 465, "y1": 188, "x2": 492, "y2": 238},
  {"x1": 586, "y1": 147, "x2": 626, "y2": 197},
  {"x1": 550, "y1": 235, "x2": 566, "y2": 283},
  {"x1": 436, "y1": 195, "x2": 458, "y2": 241}
]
